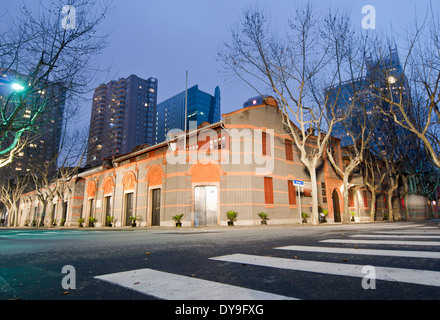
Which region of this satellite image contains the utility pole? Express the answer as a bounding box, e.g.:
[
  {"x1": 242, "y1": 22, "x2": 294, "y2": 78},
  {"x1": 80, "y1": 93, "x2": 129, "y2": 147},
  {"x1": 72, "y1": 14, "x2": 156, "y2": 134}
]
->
[{"x1": 184, "y1": 71, "x2": 188, "y2": 152}]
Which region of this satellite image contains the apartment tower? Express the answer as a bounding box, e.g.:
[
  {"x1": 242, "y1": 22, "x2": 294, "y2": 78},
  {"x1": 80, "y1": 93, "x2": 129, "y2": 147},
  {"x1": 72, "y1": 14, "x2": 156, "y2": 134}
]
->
[{"x1": 87, "y1": 75, "x2": 158, "y2": 166}]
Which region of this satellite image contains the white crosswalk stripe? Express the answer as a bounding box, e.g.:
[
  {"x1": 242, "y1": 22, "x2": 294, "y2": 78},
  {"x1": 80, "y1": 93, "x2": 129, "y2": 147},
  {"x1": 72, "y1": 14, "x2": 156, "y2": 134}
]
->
[
  {"x1": 94, "y1": 224, "x2": 440, "y2": 299},
  {"x1": 209, "y1": 253, "x2": 440, "y2": 287},
  {"x1": 94, "y1": 268, "x2": 296, "y2": 300},
  {"x1": 274, "y1": 245, "x2": 440, "y2": 259},
  {"x1": 320, "y1": 239, "x2": 440, "y2": 246}
]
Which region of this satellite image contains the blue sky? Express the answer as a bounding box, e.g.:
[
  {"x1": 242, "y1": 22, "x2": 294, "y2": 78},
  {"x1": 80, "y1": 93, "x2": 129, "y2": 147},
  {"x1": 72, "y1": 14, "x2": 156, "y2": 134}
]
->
[{"x1": 2, "y1": 0, "x2": 440, "y2": 121}]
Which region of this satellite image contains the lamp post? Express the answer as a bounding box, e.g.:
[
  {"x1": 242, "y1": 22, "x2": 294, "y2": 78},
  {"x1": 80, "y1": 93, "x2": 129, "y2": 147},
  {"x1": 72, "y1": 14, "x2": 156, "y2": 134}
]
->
[{"x1": 11, "y1": 82, "x2": 25, "y2": 92}]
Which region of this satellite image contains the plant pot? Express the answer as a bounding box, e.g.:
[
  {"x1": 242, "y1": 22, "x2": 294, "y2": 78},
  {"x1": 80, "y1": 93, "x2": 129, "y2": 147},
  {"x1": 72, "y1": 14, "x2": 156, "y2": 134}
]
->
[
  {"x1": 261, "y1": 220, "x2": 267, "y2": 225},
  {"x1": 228, "y1": 221, "x2": 234, "y2": 226},
  {"x1": 176, "y1": 222, "x2": 182, "y2": 227},
  {"x1": 132, "y1": 222, "x2": 137, "y2": 227}
]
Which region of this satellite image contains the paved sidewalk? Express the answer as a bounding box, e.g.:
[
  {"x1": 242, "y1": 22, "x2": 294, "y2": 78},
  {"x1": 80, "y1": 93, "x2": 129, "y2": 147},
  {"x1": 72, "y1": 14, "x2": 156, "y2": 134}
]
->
[{"x1": 3, "y1": 219, "x2": 439, "y2": 232}]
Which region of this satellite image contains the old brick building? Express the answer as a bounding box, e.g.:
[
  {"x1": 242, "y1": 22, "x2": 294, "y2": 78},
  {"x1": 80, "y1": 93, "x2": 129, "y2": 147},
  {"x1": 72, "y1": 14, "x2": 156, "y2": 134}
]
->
[{"x1": 19, "y1": 97, "x2": 434, "y2": 228}]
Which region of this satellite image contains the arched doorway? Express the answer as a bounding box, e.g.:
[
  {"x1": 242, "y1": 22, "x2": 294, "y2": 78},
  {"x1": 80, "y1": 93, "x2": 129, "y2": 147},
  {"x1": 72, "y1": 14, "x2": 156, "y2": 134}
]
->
[{"x1": 332, "y1": 189, "x2": 341, "y2": 223}]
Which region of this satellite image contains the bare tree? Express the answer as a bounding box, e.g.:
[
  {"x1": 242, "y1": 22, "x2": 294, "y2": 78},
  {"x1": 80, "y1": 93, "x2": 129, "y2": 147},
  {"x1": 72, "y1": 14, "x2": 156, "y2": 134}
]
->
[
  {"x1": 0, "y1": 173, "x2": 30, "y2": 227},
  {"x1": 30, "y1": 125, "x2": 87, "y2": 227},
  {"x1": 363, "y1": 151, "x2": 388, "y2": 221},
  {"x1": 0, "y1": 0, "x2": 110, "y2": 167},
  {"x1": 218, "y1": 3, "x2": 364, "y2": 224},
  {"x1": 326, "y1": 98, "x2": 380, "y2": 223},
  {"x1": 369, "y1": 6, "x2": 440, "y2": 168}
]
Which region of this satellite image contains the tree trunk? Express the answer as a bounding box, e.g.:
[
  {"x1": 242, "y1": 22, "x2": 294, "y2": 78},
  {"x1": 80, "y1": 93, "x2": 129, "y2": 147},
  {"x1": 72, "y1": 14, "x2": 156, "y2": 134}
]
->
[
  {"x1": 342, "y1": 175, "x2": 350, "y2": 224},
  {"x1": 387, "y1": 182, "x2": 398, "y2": 222},
  {"x1": 309, "y1": 166, "x2": 319, "y2": 225},
  {"x1": 402, "y1": 177, "x2": 409, "y2": 221},
  {"x1": 370, "y1": 190, "x2": 377, "y2": 222},
  {"x1": 39, "y1": 202, "x2": 47, "y2": 227}
]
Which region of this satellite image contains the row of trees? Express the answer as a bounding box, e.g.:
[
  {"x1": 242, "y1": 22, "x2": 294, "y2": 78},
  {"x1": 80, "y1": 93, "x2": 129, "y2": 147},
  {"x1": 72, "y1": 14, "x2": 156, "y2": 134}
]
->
[
  {"x1": 218, "y1": 2, "x2": 440, "y2": 225},
  {"x1": 0, "y1": 0, "x2": 110, "y2": 226}
]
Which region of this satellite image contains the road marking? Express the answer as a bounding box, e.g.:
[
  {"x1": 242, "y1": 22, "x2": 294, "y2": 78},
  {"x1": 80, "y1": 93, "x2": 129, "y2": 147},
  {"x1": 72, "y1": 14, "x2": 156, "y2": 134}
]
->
[
  {"x1": 275, "y1": 245, "x2": 440, "y2": 259},
  {"x1": 350, "y1": 234, "x2": 440, "y2": 239},
  {"x1": 210, "y1": 254, "x2": 440, "y2": 287},
  {"x1": 320, "y1": 239, "x2": 440, "y2": 246},
  {"x1": 94, "y1": 268, "x2": 296, "y2": 300},
  {"x1": 373, "y1": 230, "x2": 440, "y2": 234}
]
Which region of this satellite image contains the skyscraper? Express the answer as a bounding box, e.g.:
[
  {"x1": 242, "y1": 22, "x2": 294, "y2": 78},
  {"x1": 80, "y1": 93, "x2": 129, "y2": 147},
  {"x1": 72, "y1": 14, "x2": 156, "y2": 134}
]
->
[
  {"x1": 326, "y1": 46, "x2": 412, "y2": 153},
  {"x1": 155, "y1": 85, "x2": 221, "y2": 143},
  {"x1": 87, "y1": 75, "x2": 158, "y2": 166}
]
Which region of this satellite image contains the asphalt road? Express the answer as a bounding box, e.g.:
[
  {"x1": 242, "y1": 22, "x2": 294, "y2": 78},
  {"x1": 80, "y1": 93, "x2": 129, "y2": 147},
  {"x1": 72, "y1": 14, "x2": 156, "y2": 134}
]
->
[{"x1": 1, "y1": 221, "x2": 440, "y2": 311}]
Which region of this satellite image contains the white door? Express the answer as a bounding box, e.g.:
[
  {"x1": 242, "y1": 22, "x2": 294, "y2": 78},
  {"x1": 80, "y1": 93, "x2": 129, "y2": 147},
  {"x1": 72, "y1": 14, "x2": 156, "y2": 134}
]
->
[{"x1": 194, "y1": 186, "x2": 218, "y2": 226}]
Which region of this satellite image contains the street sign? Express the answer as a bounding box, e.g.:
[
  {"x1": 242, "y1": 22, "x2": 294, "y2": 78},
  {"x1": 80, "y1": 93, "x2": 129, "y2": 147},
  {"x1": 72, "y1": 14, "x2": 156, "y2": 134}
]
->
[{"x1": 293, "y1": 180, "x2": 304, "y2": 186}]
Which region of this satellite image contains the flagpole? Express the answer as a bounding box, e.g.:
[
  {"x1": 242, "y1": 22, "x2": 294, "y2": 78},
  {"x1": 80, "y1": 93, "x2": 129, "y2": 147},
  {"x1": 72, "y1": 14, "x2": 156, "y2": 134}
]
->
[{"x1": 184, "y1": 71, "x2": 188, "y2": 152}]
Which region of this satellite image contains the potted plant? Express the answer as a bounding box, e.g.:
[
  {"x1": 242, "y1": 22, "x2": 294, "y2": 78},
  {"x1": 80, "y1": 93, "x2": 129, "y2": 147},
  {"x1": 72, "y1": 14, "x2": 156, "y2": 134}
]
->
[
  {"x1": 60, "y1": 218, "x2": 66, "y2": 227},
  {"x1": 226, "y1": 210, "x2": 238, "y2": 226},
  {"x1": 172, "y1": 214, "x2": 184, "y2": 227},
  {"x1": 320, "y1": 209, "x2": 329, "y2": 223},
  {"x1": 350, "y1": 211, "x2": 356, "y2": 222},
  {"x1": 32, "y1": 220, "x2": 37, "y2": 227},
  {"x1": 52, "y1": 219, "x2": 57, "y2": 227},
  {"x1": 24, "y1": 220, "x2": 29, "y2": 227},
  {"x1": 258, "y1": 212, "x2": 269, "y2": 225},
  {"x1": 301, "y1": 212, "x2": 309, "y2": 224},
  {"x1": 78, "y1": 218, "x2": 84, "y2": 227},
  {"x1": 129, "y1": 215, "x2": 140, "y2": 227},
  {"x1": 89, "y1": 216, "x2": 97, "y2": 227},
  {"x1": 106, "y1": 216, "x2": 115, "y2": 227}
]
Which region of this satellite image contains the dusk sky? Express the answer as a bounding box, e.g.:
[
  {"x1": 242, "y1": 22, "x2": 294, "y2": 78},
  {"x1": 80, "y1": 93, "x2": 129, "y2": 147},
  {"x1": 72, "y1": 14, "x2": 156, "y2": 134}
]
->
[{"x1": 3, "y1": 0, "x2": 440, "y2": 124}]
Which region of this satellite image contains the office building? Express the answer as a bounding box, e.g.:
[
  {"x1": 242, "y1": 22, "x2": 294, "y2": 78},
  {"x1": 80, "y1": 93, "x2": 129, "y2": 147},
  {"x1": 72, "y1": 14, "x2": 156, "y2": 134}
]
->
[
  {"x1": 87, "y1": 75, "x2": 158, "y2": 166},
  {"x1": 155, "y1": 85, "x2": 220, "y2": 143},
  {"x1": 326, "y1": 46, "x2": 412, "y2": 152}
]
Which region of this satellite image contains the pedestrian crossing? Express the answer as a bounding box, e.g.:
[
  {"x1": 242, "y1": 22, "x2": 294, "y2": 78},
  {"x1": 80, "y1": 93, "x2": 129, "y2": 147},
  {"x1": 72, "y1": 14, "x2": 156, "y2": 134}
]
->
[{"x1": 94, "y1": 223, "x2": 440, "y2": 300}]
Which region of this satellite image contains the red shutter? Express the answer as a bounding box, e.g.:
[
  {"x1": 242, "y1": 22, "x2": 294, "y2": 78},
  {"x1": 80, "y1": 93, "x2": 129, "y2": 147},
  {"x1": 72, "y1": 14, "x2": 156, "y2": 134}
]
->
[
  {"x1": 285, "y1": 139, "x2": 293, "y2": 161},
  {"x1": 262, "y1": 132, "x2": 267, "y2": 155},
  {"x1": 288, "y1": 180, "x2": 296, "y2": 205},
  {"x1": 264, "y1": 177, "x2": 274, "y2": 204},
  {"x1": 363, "y1": 190, "x2": 368, "y2": 207},
  {"x1": 262, "y1": 132, "x2": 271, "y2": 156},
  {"x1": 349, "y1": 189, "x2": 355, "y2": 207}
]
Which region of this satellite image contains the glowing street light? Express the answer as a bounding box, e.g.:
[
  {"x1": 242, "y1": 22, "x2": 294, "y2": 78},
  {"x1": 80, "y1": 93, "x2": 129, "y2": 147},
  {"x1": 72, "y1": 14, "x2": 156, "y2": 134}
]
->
[{"x1": 11, "y1": 82, "x2": 25, "y2": 92}]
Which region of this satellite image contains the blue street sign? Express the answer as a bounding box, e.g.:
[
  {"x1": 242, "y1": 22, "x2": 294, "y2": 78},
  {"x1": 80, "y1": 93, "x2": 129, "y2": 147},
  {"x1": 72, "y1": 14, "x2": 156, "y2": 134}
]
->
[{"x1": 293, "y1": 180, "x2": 303, "y2": 186}]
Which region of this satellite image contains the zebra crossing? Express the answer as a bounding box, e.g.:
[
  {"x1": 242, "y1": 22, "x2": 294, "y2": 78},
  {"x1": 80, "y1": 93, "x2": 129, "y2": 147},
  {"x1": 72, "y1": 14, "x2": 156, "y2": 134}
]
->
[{"x1": 94, "y1": 223, "x2": 440, "y2": 300}]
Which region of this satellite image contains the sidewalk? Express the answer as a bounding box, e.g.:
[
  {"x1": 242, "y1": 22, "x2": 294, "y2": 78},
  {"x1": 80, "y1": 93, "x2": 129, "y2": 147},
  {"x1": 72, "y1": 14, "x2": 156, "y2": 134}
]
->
[{"x1": 4, "y1": 219, "x2": 440, "y2": 232}]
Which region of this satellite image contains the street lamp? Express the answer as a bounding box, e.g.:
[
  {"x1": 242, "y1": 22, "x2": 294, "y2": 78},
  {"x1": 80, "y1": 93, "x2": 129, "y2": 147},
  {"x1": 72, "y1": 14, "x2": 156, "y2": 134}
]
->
[{"x1": 11, "y1": 82, "x2": 25, "y2": 92}]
